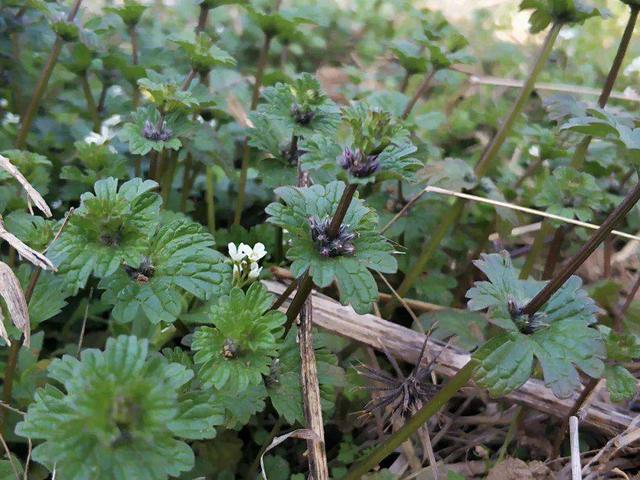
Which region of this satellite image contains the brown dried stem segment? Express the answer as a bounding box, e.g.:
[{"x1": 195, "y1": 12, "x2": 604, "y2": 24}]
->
[{"x1": 299, "y1": 300, "x2": 329, "y2": 480}]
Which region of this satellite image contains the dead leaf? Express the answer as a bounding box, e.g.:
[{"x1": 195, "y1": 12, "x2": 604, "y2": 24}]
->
[
  {"x1": 0, "y1": 221, "x2": 55, "y2": 271},
  {"x1": 260, "y1": 429, "x2": 319, "y2": 480},
  {"x1": 0, "y1": 154, "x2": 51, "y2": 218},
  {"x1": 487, "y1": 458, "x2": 553, "y2": 480},
  {"x1": 0, "y1": 261, "x2": 30, "y2": 347},
  {"x1": 227, "y1": 94, "x2": 253, "y2": 128}
]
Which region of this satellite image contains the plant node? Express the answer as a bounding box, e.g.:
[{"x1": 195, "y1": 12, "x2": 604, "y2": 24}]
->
[
  {"x1": 290, "y1": 103, "x2": 316, "y2": 125},
  {"x1": 123, "y1": 256, "x2": 155, "y2": 284},
  {"x1": 338, "y1": 147, "x2": 380, "y2": 178},
  {"x1": 309, "y1": 216, "x2": 356, "y2": 257},
  {"x1": 142, "y1": 119, "x2": 172, "y2": 141},
  {"x1": 222, "y1": 338, "x2": 239, "y2": 359}
]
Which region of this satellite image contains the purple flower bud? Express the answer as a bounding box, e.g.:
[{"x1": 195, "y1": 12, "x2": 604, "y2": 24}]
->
[
  {"x1": 338, "y1": 147, "x2": 380, "y2": 178},
  {"x1": 142, "y1": 120, "x2": 173, "y2": 141},
  {"x1": 308, "y1": 216, "x2": 356, "y2": 258},
  {"x1": 290, "y1": 103, "x2": 316, "y2": 125}
]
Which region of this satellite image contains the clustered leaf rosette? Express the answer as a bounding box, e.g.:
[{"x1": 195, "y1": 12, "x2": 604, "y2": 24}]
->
[
  {"x1": 466, "y1": 252, "x2": 605, "y2": 399},
  {"x1": 300, "y1": 103, "x2": 421, "y2": 185},
  {"x1": 99, "y1": 219, "x2": 231, "y2": 324},
  {"x1": 16, "y1": 336, "x2": 224, "y2": 480},
  {"x1": 48, "y1": 177, "x2": 161, "y2": 291},
  {"x1": 247, "y1": 4, "x2": 315, "y2": 41},
  {"x1": 533, "y1": 166, "x2": 605, "y2": 222},
  {"x1": 105, "y1": 0, "x2": 147, "y2": 27},
  {"x1": 172, "y1": 32, "x2": 236, "y2": 75},
  {"x1": 391, "y1": 10, "x2": 471, "y2": 75},
  {"x1": 519, "y1": 0, "x2": 608, "y2": 33},
  {"x1": 119, "y1": 106, "x2": 190, "y2": 155},
  {"x1": 266, "y1": 181, "x2": 397, "y2": 313},
  {"x1": 248, "y1": 73, "x2": 339, "y2": 180},
  {"x1": 191, "y1": 283, "x2": 286, "y2": 394}
]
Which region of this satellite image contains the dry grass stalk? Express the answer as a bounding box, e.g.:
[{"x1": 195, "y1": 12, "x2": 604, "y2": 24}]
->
[
  {"x1": 0, "y1": 262, "x2": 30, "y2": 347},
  {"x1": 0, "y1": 154, "x2": 51, "y2": 218}
]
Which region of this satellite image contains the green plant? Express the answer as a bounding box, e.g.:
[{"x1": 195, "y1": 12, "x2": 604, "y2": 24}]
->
[{"x1": 2, "y1": 1, "x2": 640, "y2": 479}]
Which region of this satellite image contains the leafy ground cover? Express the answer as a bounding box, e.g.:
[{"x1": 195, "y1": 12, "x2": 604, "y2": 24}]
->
[{"x1": 1, "y1": 0, "x2": 640, "y2": 478}]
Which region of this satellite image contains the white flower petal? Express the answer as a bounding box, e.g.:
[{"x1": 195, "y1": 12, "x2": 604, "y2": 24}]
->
[{"x1": 249, "y1": 242, "x2": 267, "y2": 261}]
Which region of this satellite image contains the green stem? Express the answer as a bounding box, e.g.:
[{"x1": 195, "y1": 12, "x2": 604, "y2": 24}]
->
[
  {"x1": 205, "y1": 165, "x2": 216, "y2": 234},
  {"x1": 233, "y1": 32, "x2": 273, "y2": 226},
  {"x1": 474, "y1": 22, "x2": 561, "y2": 178},
  {"x1": 180, "y1": 154, "x2": 193, "y2": 212},
  {"x1": 283, "y1": 272, "x2": 313, "y2": 334},
  {"x1": 496, "y1": 406, "x2": 525, "y2": 462},
  {"x1": 344, "y1": 362, "x2": 475, "y2": 480},
  {"x1": 401, "y1": 69, "x2": 436, "y2": 119},
  {"x1": 520, "y1": 221, "x2": 552, "y2": 279},
  {"x1": 382, "y1": 199, "x2": 465, "y2": 317},
  {"x1": 15, "y1": 38, "x2": 63, "y2": 148},
  {"x1": 161, "y1": 151, "x2": 178, "y2": 205},
  {"x1": 16, "y1": 0, "x2": 84, "y2": 148},
  {"x1": 80, "y1": 72, "x2": 100, "y2": 132},
  {"x1": 383, "y1": 24, "x2": 562, "y2": 317}
]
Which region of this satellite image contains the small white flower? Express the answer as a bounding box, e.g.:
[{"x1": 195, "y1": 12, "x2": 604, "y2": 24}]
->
[
  {"x1": 528, "y1": 145, "x2": 540, "y2": 157},
  {"x1": 228, "y1": 242, "x2": 246, "y2": 262},
  {"x1": 0, "y1": 99, "x2": 8, "y2": 108},
  {"x1": 84, "y1": 131, "x2": 108, "y2": 145},
  {"x1": 111, "y1": 85, "x2": 124, "y2": 97},
  {"x1": 2, "y1": 112, "x2": 20, "y2": 127},
  {"x1": 248, "y1": 262, "x2": 262, "y2": 279},
  {"x1": 232, "y1": 263, "x2": 241, "y2": 280},
  {"x1": 248, "y1": 242, "x2": 267, "y2": 262},
  {"x1": 103, "y1": 114, "x2": 122, "y2": 128},
  {"x1": 238, "y1": 243, "x2": 253, "y2": 259}
]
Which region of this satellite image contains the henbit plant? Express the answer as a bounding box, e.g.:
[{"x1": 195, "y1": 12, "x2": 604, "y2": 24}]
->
[
  {"x1": 346, "y1": 173, "x2": 640, "y2": 478},
  {"x1": 382, "y1": 0, "x2": 606, "y2": 317},
  {"x1": 17, "y1": 335, "x2": 224, "y2": 480},
  {"x1": 5, "y1": 1, "x2": 640, "y2": 478}
]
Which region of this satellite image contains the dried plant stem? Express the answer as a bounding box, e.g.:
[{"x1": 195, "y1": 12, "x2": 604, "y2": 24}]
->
[
  {"x1": 569, "y1": 416, "x2": 582, "y2": 480},
  {"x1": 343, "y1": 362, "x2": 475, "y2": 480},
  {"x1": 299, "y1": 300, "x2": 329, "y2": 480},
  {"x1": 245, "y1": 418, "x2": 283, "y2": 480},
  {"x1": 522, "y1": 180, "x2": 640, "y2": 316},
  {"x1": 233, "y1": 32, "x2": 274, "y2": 226},
  {"x1": 15, "y1": 0, "x2": 84, "y2": 148},
  {"x1": 80, "y1": 73, "x2": 100, "y2": 131},
  {"x1": 383, "y1": 23, "x2": 562, "y2": 316},
  {"x1": 401, "y1": 70, "x2": 436, "y2": 119}
]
